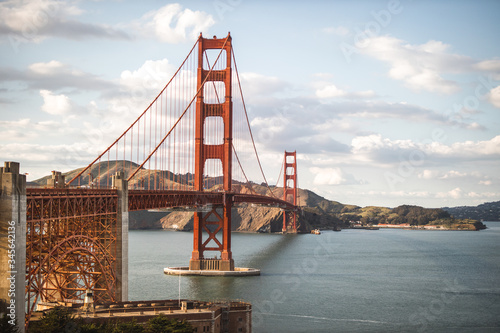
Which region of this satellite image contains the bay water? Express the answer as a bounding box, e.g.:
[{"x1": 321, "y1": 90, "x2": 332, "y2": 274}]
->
[{"x1": 129, "y1": 222, "x2": 500, "y2": 332}]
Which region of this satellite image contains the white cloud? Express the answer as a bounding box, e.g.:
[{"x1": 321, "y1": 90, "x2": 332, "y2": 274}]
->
[
  {"x1": 474, "y1": 59, "x2": 500, "y2": 79},
  {"x1": 310, "y1": 167, "x2": 346, "y2": 185},
  {"x1": 323, "y1": 26, "x2": 349, "y2": 36},
  {"x1": 0, "y1": 141, "x2": 104, "y2": 179},
  {"x1": 315, "y1": 83, "x2": 375, "y2": 99},
  {"x1": 357, "y1": 36, "x2": 500, "y2": 95},
  {"x1": 426, "y1": 135, "x2": 500, "y2": 157},
  {"x1": 351, "y1": 134, "x2": 386, "y2": 153},
  {"x1": 138, "y1": 3, "x2": 215, "y2": 43},
  {"x1": 119, "y1": 59, "x2": 177, "y2": 92},
  {"x1": 40, "y1": 89, "x2": 71, "y2": 115},
  {"x1": 239, "y1": 72, "x2": 289, "y2": 99},
  {"x1": 0, "y1": 0, "x2": 130, "y2": 42},
  {"x1": 436, "y1": 187, "x2": 462, "y2": 199},
  {"x1": 0, "y1": 60, "x2": 115, "y2": 91},
  {"x1": 466, "y1": 122, "x2": 485, "y2": 130},
  {"x1": 440, "y1": 170, "x2": 467, "y2": 179},
  {"x1": 316, "y1": 84, "x2": 345, "y2": 98},
  {"x1": 418, "y1": 170, "x2": 439, "y2": 180},
  {"x1": 351, "y1": 134, "x2": 500, "y2": 163},
  {"x1": 29, "y1": 60, "x2": 67, "y2": 75},
  {"x1": 488, "y1": 85, "x2": 500, "y2": 108},
  {"x1": 479, "y1": 180, "x2": 492, "y2": 186}
]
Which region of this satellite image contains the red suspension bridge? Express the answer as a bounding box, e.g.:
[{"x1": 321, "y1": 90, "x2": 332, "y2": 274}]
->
[{"x1": 0, "y1": 33, "x2": 299, "y2": 328}]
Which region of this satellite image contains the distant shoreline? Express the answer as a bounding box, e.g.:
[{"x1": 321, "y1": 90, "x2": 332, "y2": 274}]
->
[{"x1": 368, "y1": 223, "x2": 485, "y2": 231}]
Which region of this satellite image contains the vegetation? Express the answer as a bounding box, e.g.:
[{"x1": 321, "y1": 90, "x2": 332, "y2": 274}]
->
[
  {"x1": 333, "y1": 204, "x2": 486, "y2": 230},
  {"x1": 443, "y1": 200, "x2": 500, "y2": 221},
  {"x1": 0, "y1": 315, "x2": 18, "y2": 333},
  {"x1": 29, "y1": 307, "x2": 193, "y2": 333}
]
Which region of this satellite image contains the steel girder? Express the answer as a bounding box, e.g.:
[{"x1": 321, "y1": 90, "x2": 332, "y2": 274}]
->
[{"x1": 26, "y1": 188, "x2": 118, "y2": 322}]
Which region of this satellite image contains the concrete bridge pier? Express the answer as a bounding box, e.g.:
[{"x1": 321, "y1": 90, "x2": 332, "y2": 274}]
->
[
  {"x1": 0, "y1": 162, "x2": 26, "y2": 333},
  {"x1": 112, "y1": 171, "x2": 129, "y2": 302}
]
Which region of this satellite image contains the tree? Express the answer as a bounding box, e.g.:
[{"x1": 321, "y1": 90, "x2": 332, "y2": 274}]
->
[
  {"x1": 29, "y1": 306, "x2": 79, "y2": 333},
  {"x1": 29, "y1": 308, "x2": 193, "y2": 333},
  {"x1": 113, "y1": 320, "x2": 145, "y2": 333},
  {"x1": 0, "y1": 315, "x2": 18, "y2": 333},
  {"x1": 145, "y1": 314, "x2": 193, "y2": 333}
]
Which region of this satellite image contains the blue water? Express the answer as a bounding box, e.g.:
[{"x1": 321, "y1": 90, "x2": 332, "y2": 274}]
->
[{"x1": 129, "y1": 222, "x2": 500, "y2": 332}]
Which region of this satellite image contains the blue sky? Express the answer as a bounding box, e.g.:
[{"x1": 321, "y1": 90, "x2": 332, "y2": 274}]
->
[{"x1": 1, "y1": 0, "x2": 499, "y2": 208}]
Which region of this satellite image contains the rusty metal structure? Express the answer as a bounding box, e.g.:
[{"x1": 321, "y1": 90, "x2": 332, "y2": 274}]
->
[
  {"x1": 15, "y1": 33, "x2": 299, "y2": 329},
  {"x1": 25, "y1": 188, "x2": 119, "y2": 314}
]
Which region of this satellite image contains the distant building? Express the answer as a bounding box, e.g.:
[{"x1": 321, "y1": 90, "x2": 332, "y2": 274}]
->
[
  {"x1": 374, "y1": 223, "x2": 411, "y2": 228},
  {"x1": 423, "y1": 225, "x2": 439, "y2": 229}
]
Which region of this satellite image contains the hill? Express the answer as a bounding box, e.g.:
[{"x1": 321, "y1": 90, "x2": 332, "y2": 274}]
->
[
  {"x1": 443, "y1": 201, "x2": 500, "y2": 221},
  {"x1": 31, "y1": 163, "x2": 486, "y2": 232}
]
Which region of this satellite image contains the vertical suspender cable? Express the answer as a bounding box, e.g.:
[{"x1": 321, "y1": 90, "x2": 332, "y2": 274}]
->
[{"x1": 232, "y1": 49, "x2": 278, "y2": 199}]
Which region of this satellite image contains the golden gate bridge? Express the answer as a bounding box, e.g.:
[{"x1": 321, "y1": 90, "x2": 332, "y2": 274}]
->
[{"x1": 0, "y1": 33, "x2": 298, "y2": 329}]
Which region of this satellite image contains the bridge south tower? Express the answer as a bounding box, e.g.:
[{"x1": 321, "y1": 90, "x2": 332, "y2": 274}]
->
[{"x1": 190, "y1": 34, "x2": 234, "y2": 271}]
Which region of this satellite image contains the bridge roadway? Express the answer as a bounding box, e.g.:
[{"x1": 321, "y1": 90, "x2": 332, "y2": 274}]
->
[{"x1": 26, "y1": 188, "x2": 295, "y2": 220}]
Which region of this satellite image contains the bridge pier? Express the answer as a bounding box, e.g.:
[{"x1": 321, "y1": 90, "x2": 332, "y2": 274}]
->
[{"x1": 0, "y1": 162, "x2": 26, "y2": 333}]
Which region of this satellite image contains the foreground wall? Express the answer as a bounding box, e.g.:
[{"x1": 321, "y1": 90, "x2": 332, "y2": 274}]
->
[{"x1": 0, "y1": 162, "x2": 26, "y2": 333}]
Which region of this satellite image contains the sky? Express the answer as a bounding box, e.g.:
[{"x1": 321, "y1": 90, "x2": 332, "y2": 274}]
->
[{"x1": 1, "y1": 0, "x2": 499, "y2": 208}]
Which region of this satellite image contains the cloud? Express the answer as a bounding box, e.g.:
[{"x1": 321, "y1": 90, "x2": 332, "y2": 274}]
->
[
  {"x1": 488, "y1": 85, "x2": 500, "y2": 108},
  {"x1": 323, "y1": 26, "x2": 349, "y2": 36},
  {"x1": 426, "y1": 135, "x2": 500, "y2": 158},
  {"x1": 358, "y1": 36, "x2": 500, "y2": 95},
  {"x1": 0, "y1": 141, "x2": 103, "y2": 178},
  {"x1": 316, "y1": 83, "x2": 376, "y2": 99},
  {"x1": 0, "y1": 117, "x2": 74, "y2": 142},
  {"x1": 350, "y1": 134, "x2": 500, "y2": 166},
  {"x1": 29, "y1": 60, "x2": 67, "y2": 75},
  {"x1": 315, "y1": 98, "x2": 479, "y2": 129},
  {"x1": 440, "y1": 170, "x2": 467, "y2": 179},
  {"x1": 436, "y1": 187, "x2": 462, "y2": 199},
  {"x1": 310, "y1": 167, "x2": 361, "y2": 185},
  {"x1": 418, "y1": 170, "x2": 439, "y2": 180},
  {"x1": 119, "y1": 59, "x2": 177, "y2": 92},
  {"x1": 40, "y1": 89, "x2": 72, "y2": 115},
  {"x1": 0, "y1": 0, "x2": 130, "y2": 43},
  {"x1": 474, "y1": 59, "x2": 500, "y2": 79},
  {"x1": 137, "y1": 3, "x2": 215, "y2": 43},
  {"x1": 0, "y1": 60, "x2": 116, "y2": 91},
  {"x1": 239, "y1": 72, "x2": 290, "y2": 101}
]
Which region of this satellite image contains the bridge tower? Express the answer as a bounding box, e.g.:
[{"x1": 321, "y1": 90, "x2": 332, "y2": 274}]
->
[
  {"x1": 190, "y1": 34, "x2": 234, "y2": 271},
  {"x1": 283, "y1": 151, "x2": 298, "y2": 233}
]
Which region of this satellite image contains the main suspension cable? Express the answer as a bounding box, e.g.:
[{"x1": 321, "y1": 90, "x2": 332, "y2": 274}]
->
[{"x1": 232, "y1": 48, "x2": 278, "y2": 199}]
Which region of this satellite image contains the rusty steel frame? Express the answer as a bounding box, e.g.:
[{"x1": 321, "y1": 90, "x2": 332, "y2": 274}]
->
[
  {"x1": 128, "y1": 190, "x2": 295, "y2": 212},
  {"x1": 25, "y1": 188, "x2": 119, "y2": 322},
  {"x1": 25, "y1": 187, "x2": 296, "y2": 317}
]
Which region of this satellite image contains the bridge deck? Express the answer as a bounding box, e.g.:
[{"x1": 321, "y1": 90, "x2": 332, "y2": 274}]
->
[{"x1": 26, "y1": 188, "x2": 296, "y2": 219}]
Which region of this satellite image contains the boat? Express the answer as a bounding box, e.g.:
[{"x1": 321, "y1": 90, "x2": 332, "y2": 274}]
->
[{"x1": 311, "y1": 229, "x2": 321, "y2": 235}]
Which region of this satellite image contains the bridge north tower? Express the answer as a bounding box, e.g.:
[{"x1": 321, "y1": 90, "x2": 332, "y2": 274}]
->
[{"x1": 283, "y1": 151, "x2": 298, "y2": 233}]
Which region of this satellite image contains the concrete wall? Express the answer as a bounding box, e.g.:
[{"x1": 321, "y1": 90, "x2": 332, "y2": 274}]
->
[
  {"x1": 0, "y1": 162, "x2": 26, "y2": 333},
  {"x1": 113, "y1": 172, "x2": 128, "y2": 302}
]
